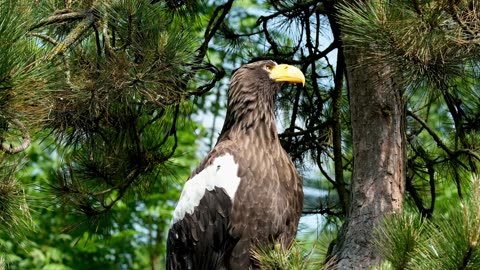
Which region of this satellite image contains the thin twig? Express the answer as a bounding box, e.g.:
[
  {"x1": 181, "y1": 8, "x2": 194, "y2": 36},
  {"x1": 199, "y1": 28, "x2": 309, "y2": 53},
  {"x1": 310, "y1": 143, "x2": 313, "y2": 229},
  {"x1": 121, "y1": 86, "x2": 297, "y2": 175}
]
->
[
  {"x1": 407, "y1": 110, "x2": 480, "y2": 162},
  {"x1": 1, "y1": 119, "x2": 31, "y2": 154},
  {"x1": 279, "y1": 122, "x2": 332, "y2": 138},
  {"x1": 27, "y1": 32, "x2": 59, "y2": 45},
  {"x1": 30, "y1": 11, "x2": 86, "y2": 30},
  {"x1": 196, "y1": 0, "x2": 235, "y2": 62},
  {"x1": 47, "y1": 12, "x2": 97, "y2": 61}
]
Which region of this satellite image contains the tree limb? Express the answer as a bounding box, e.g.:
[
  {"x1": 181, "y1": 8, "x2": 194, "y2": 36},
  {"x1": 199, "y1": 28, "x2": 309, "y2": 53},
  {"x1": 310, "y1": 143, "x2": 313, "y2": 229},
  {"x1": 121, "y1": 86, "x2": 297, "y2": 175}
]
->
[
  {"x1": 407, "y1": 110, "x2": 480, "y2": 162},
  {"x1": 30, "y1": 11, "x2": 86, "y2": 30},
  {"x1": 184, "y1": 64, "x2": 225, "y2": 97},
  {"x1": 47, "y1": 12, "x2": 97, "y2": 61},
  {"x1": 27, "y1": 32, "x2": 59, "y2": 45},
  {"x1": 1, "y1": 119, "x2": 31, "y2": 154},
  {"x1": 196, "y1": 0, "x2": 235, "y2": 62}
]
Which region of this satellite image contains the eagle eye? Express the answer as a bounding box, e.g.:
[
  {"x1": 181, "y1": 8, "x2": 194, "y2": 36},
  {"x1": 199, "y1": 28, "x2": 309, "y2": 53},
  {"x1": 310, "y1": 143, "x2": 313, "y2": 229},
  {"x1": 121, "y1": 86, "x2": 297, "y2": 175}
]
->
[{"x1": 264, "y1": 64, "x2": 274, "y2": 72}]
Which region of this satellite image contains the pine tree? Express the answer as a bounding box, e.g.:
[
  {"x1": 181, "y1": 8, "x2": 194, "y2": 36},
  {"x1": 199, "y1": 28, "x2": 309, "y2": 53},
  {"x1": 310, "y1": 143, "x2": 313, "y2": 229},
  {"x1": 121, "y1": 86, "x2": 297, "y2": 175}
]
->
[
  {"x1": 23, "y1": 0, "x2": 219, "y2": 232},
  {"x1": 0, "y1": 0, "x2": 50, "y2": 241}
]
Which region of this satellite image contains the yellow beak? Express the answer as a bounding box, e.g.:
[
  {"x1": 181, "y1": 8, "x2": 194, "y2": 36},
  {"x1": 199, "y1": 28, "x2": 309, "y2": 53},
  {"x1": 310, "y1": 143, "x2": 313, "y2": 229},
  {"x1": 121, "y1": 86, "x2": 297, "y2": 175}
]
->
[{"x1": 269, "y1": 64, "x2": 305, "y2": 86}]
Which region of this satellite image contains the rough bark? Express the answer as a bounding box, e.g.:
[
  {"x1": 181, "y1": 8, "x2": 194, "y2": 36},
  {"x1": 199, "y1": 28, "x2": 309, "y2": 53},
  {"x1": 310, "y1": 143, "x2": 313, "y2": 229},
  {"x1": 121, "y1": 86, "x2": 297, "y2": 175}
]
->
[{"x1": 331, "y1": 47, "x2": 406, "y2": 269}]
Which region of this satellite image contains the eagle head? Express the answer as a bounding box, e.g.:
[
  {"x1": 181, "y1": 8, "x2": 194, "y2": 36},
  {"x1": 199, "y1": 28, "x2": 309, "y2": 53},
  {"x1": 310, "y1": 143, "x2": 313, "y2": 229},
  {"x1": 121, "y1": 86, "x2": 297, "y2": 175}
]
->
[
  {"x1": 222, "y1": 60, "x2": 305, "y2": 133},
  {"x1": 230, "y1": 60, "x2": 305, "y2": 95}
]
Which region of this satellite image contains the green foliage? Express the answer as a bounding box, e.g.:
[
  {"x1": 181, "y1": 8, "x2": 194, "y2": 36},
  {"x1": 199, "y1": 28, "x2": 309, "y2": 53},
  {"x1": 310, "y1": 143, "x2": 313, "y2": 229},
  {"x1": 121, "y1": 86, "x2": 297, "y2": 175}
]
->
[
  {"x1": 251, "y1": 240, "x2": 332, "y2": 270},
  {"x1": 374, "y1": 212, "x2": 425, "y2": 270},
  {"x1": 0, "y1": 160, "x2": 32, "y2": 240},
  {"x1": 0, "y1": 0, "x2": 48, "y2": 245},
  {"x1": 337, "y1": 0, "x2": 477, "y2": 88},
  {"x1": 1, "y1": 0, "x2": 204, "y2": 268},
  {"x1": 1, "y1": 121, "x2": 198, "y2": 269},
  {"x1": 0, "y1": 1, "x2": 29, "y2": 84},
  {"x1": 18, "y1": 0, "x2": 210, "y2": 235},
  {"x1": 375, "y1": 176, "x2": 480, "y2": 270},
  {"x1": 0, "y1": 0, "x2": 479, "y2": 268},
  {"x1": 0, "y1": 1, "x2": 53, "y2": 127},
  {"x1": 372, "y1": 261, "x2": 394, "y2": 270}
]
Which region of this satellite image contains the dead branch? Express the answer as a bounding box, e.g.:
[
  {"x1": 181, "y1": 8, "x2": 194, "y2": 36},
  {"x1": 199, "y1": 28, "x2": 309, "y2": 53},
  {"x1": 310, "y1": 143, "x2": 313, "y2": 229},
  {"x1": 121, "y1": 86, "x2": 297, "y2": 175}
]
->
[
  {"x1": 47, "y1": 12, "x2": 97, "y2": 61},
  {"x1": 1, "y1": 119, "x2": 31, "y2": 154},
  {"x1": 27, "y1": 32, "x2": 59, "y2": 45},
  {"x1": 30, "y1": 11, "x2": 86, "y2": 30}
]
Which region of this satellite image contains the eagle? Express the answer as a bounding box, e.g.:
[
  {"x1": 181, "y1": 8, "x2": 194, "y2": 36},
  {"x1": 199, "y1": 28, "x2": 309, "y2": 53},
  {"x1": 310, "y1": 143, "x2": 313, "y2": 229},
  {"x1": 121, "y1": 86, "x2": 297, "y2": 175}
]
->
[{"x1": 166, "y1": 60, "x2": 305, "y2": 270}]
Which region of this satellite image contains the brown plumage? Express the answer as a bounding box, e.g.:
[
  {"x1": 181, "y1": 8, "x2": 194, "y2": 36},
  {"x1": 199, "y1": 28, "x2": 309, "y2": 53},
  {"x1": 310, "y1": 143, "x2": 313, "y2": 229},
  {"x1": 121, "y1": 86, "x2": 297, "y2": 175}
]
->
[{"x1": 166, "y1": 60, "x2": 305, "y2": 270}]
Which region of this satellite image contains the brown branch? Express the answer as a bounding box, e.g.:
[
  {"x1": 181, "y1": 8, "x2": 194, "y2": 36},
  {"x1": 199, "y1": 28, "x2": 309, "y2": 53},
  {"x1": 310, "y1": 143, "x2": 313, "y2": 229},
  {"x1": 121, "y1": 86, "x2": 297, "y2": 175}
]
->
[
  {"x1": 1, "y1": 119, "x2": 31, "y2": 154},
  {"x1": 114, "y1": 14, "x2": 133, "y2": 51},
  {"x1": 407, "y1": 110, "x2": 480, "y2": 162},
  {"x1": 303, "y1": 208, "x2": 342, "y2": 216},
  {"x1": 316, "y1": 151, "x2": 336, "y2": 186},
  {"x1": 426, "y1": 163, "x2": 435, "y2": 217},
  {"x1": 251, "y1": 40, "x2": 336, "y2": 66},
  {"x1": 47, "y1": 12, "x2": 97, "y2": 61},
  {"x1": 93, "y1": 23, "x2": 102, "y2": 67},
  {"x1": 96, "y1": 168, "x2": 143, "y2": 213},
  {"x1": 411, "y1": 0, "x2": 423, "y2": 15},
  {"x1": 101, "y1": 20, "x2": 114, "y2": 57},
  {"x1": 405, "y1": 172, "x2": 427, "y2": 216},
  {"x1": 162, "y1": 104, "x2": 180, "y2": 161},
  {"x1": 257, "y1": 0, "x2": 317, "y2": 23},
  {"x1": 139, "y1": 108, "x2": 165, "y2": 134},
  {"x1": 151, "y1": 105, "x2": 180, "y2": 152},
  {"x1": 196, "y1": 0, "x2": 235, "y2": 62},
  {"x1": 184, "y1": 64, "x2": 225, "y2": 97},
  {"x1": 331, "y1": 42, "x2": 348, "y2": 214},
  {"x1": 28, "y1": 33, "x2": 76, "y2": 89},
  {"x1": 285, "y1": 84, "x2": 302, "y2": 150},
  {"x1": 27, "y1": 32, "x2": 59, "y2": 45},
  {"x1": 262, "y1": 18, "x2": 280, "y2": 54},
  {"x1": 279, "y1": 122, "x2": 332, "y2": 138},
  {"x1": 30, "y1": 11, "x2": 86, "y2": 30}
]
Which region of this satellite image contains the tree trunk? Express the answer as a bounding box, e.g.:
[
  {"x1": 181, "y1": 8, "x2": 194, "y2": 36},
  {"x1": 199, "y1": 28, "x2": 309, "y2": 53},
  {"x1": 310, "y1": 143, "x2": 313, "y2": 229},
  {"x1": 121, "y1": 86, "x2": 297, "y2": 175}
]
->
[{"x1": 331, "y1": 46, "x2": 406, "y2": 269}]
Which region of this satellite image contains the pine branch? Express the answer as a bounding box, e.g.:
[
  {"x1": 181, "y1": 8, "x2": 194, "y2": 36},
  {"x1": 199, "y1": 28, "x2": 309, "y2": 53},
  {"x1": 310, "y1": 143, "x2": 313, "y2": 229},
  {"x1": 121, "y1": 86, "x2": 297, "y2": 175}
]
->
[
  {"x1": 196, "y1": 0, "x2": 235, "y2": 62},
  {"x1": 329, "y1": 10, "x2": 349, "y2": 214},
  {"x1": 407, "y1": 110, "x2": 480, "y2": 162},
  {"x1": 27, "y1": 32, "x2": 59, "y2": 45},
  {"x1": 47, "y1": 11, "x2": 97, "y2": 61},
  {"x1": 30, "y1": 11, "x2": 86, "y2": 30},
  {"x1": 279, "y1": 122, "x2": 332, "y2": 138},
  {"x1": 0, "y1": 163, "x2": 32, "y2": 238},
  {"x1": 257, "y1": 0, "x2": 317, "y2": 23},
  {"x1": 184, "y1": 63, "x2": 225, "y2": 97},
  {"x1": 427, "y1": 163, "x2": 436, "y2": 217},
  {"x1": 303, "y1": 208, "x2": 342, "y2": 216},
  {"x1": 0, "y1": 119, "x2": 31, "y2": 154}
]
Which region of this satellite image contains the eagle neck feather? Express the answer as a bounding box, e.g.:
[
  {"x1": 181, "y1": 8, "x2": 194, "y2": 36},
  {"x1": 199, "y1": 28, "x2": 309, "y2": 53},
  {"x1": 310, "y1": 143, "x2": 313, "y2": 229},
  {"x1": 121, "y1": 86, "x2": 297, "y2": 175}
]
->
[{"x1": 219, "y1": 80, "x2": 279, "y2": 143}]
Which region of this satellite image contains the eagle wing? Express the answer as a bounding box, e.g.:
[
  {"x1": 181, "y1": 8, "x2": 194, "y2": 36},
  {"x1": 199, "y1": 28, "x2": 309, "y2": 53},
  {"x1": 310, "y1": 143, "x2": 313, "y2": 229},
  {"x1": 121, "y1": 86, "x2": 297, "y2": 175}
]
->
[
  {"x1": 166, "y1": 142, "x2": 241, "y2": 270},
  {"x1": 167, "y1": 187, "x2": 237, "y2": 270}
]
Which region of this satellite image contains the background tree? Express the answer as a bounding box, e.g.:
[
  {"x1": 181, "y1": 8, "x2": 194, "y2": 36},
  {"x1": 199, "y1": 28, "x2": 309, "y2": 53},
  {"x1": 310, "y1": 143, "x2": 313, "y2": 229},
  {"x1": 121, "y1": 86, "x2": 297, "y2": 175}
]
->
[
  {"x1": 332, "y1": 0, "x2": 480, "y2": 267},
  {"x1": 329, "y1": 4, "x2": 406, "y2": 268}
]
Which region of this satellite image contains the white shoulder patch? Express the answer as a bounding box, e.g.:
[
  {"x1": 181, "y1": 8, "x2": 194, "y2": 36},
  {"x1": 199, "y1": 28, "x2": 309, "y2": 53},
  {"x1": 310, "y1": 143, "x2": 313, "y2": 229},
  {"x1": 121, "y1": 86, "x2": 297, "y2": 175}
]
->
[{"x1": 171, "y1": 154, "x2": 241, "y2": 224}]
